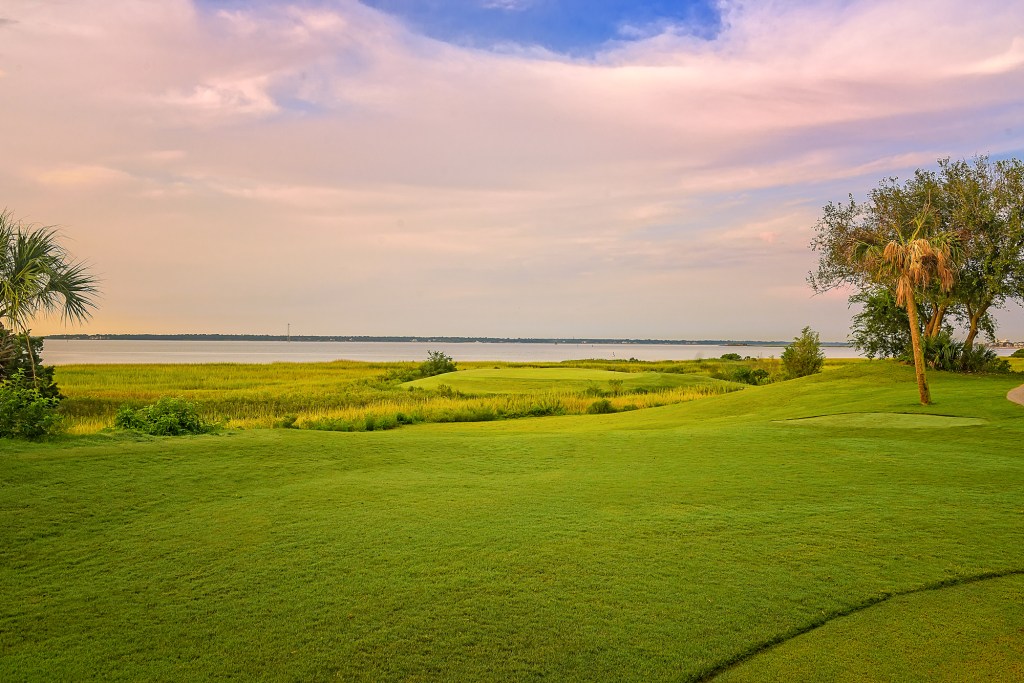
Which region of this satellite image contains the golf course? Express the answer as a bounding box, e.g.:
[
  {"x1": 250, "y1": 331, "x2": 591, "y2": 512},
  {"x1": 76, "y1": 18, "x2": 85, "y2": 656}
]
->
[{"x1": 3, "y1": 359, "x2": 1022, "y2": 681}]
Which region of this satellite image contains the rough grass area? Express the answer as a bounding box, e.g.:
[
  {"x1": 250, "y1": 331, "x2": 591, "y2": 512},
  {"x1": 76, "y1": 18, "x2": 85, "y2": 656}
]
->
[
  {"x1": 2, "y1": 362, "x2": 1022, "y2": 680},
  {"x1": 53, "y1": 360, "x2": 744, "y2": 432},
  {"x1": 405, "y1": 367, "x2": 720, "y2": 394}
]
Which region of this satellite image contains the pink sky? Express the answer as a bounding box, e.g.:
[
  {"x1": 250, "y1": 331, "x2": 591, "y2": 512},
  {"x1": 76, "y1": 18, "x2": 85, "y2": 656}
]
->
[{"x1": 2, "y1": 0, "x2": 1023, "y2": 340}]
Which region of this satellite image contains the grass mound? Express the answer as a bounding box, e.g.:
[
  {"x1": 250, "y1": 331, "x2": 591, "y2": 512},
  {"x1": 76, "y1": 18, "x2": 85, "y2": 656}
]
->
[
  {"x1": 777, "y1": 413, "x2": 987, "y2": 428},
  {"x1": 717, "y1": 573, "x2": 1024, "y2": 682}
]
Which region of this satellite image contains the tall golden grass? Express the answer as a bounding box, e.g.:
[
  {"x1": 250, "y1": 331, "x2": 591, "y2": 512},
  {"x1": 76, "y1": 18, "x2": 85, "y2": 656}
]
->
[{"x1": 54, "y1": 359, "x2": 759, "y2": 433}]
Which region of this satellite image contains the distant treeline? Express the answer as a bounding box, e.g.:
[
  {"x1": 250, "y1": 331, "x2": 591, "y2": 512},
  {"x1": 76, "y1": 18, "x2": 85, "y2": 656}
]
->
[{"x1": 44, "y1": 333, "x2": 850, "y2": 346}]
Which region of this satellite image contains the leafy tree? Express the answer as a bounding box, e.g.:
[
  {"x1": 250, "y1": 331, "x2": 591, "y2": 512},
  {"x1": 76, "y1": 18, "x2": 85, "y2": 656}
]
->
[
  {"x1": 812, "y1": 157, "x2": 1024, "y2": 378},
  {"x1": 811, "y1": 167, "x2": 965, "y2": 403},
  {"x1": 938, "y1": 156, "x2": 1024, "y2": 354},
  {"x1": 848, "y1": 289, "x2": 919, "y2": 359},
  {"x1": 420, "y1": 350, "x2": 456, "y2": 377},
  {"x1": 0, "y1": 210, "x2": 99, "y2": 387},
  {"x1": 781, "y1": 326, "x2": 825, "y2": 379}
]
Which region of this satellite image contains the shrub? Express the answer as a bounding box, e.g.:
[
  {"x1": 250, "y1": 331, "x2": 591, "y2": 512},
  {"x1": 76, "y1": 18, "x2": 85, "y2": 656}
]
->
[
  {"x1": 782, "y1": 326, "x2": 825, "y2": 379},
  {"x1": 432, "y1": 383, "x2": 464, "y2": 398},
  {"x1": 275, "y1": 414, "x2": 298, "y2": 429},
  {"x1": 0, "y1": 331, "x2": 61, "y2": 399},
  {"x1": 420, "y1": 350, "x2": 456, "y2": 377},
  {"x1": 720, "y1": 353, "x2": 742, "y2": 361},
  {"x1": 918, "y1": 333, "x2": 1011, "y2": 373},
  {"x1": 114, "y1": 397, "x2": 215, "y2": 436},
  {"x1": 0, "y1": 372, "x2": 63, "y2": 438},
  {"x1": 731, "y1": 366, "x2": 771, "y2": 385},
  {"x1": 586, "y1": 399, "x2": 617, "y2": 414},
  {"x1": 1012, "y1": 349, "x2": 1024, "y2": 358}
]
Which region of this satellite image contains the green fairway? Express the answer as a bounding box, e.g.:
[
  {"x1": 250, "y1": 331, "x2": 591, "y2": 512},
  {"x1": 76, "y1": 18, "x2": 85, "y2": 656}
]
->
[
  {"x1": 405, "y1": 366, "x2": 721, "y2": 394},
  {"x1": 2, "y1": 362, "x2": 1023, "y2": 680}
]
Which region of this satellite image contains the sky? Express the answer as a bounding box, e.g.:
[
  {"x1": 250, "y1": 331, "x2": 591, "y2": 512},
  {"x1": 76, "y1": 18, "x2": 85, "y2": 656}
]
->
[{"x1": 2, "y1": 0, "x2": 1023, "y2": 341}]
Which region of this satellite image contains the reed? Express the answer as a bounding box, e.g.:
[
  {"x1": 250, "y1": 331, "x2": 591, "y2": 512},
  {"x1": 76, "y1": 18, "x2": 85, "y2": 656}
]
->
[{"x1": 54, "y1": 360, "x2": 744, "y2": 433}]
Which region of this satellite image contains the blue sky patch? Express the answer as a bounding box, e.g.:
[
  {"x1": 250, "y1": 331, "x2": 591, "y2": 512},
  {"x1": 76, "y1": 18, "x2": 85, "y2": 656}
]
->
[{"x1": 357, "y1": 0, "x2": 722, "y2": 54}]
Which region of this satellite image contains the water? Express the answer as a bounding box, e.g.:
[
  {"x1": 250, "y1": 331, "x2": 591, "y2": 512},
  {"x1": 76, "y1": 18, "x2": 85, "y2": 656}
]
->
[{"x1": 39, "y1": 339, "x2": 873, "y2": 365}]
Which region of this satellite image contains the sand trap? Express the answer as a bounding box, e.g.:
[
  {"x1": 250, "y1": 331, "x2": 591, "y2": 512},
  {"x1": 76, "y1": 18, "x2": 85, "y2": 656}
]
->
[
  {"x1": 1008, "y1": 384, "x2": 1024, "y2": 406},
  {"x1": 777, "y1": 413, "x2": 986, "y2": 428}
]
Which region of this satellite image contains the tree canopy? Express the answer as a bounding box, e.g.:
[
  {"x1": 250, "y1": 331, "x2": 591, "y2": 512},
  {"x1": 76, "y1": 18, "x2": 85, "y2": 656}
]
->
[
  {"x1": 0, "y1": 209, "x2": 99, "y2": 386},
  {"x1": 811, "y1": 156, "x2": 1024, "y2": 366},
  {"x1": 808, "y1": 156, "x2": 1024, "y2": 402}
]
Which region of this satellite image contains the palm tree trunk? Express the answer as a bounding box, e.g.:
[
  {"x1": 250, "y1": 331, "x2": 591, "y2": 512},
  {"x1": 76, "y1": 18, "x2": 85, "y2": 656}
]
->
[
  {"x1": 905, "y1": 292, "x2": 930, "y2": 405},
  {"x1": 21, "y1": 329, "x2": 39, "y2": 388}
]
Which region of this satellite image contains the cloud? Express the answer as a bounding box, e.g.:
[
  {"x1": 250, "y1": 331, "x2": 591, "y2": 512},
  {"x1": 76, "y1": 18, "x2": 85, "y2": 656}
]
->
[
  {"x1": 1, "y1": 0, "x2": 1022, "y2": 339},
  {"x1": 33, "y1": 165, "x2": 135, "y2": 187}
]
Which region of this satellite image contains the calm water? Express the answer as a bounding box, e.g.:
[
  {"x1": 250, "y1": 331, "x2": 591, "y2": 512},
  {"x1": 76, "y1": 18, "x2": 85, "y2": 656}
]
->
[{"x1": 40, "y1": 339, "x2": 871, "y2": 365}]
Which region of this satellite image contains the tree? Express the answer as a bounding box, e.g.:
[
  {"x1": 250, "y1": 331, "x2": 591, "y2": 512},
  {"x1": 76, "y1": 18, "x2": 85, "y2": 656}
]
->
[
  {"x1": 0, "y1": 210, "x2": 99, "y2": 387},
  {"x1": 420, "y1": 350, "x2": 456, "y2": 377},
  {"x1": 811, "y1": 177, "x2": 956, "y2": 404},
  {"x1": 938, "y1": 156, "x2": 1024, "y2": 354},
  {"x1": 812, "y1": 157, "x2": 1024, "y2": 376},
  {"x1": 781, "y1": 326, "x2": 825, "y2": 379},
  {"x1": 847, "y1": 289, "x2": 918, "y2": 359}
]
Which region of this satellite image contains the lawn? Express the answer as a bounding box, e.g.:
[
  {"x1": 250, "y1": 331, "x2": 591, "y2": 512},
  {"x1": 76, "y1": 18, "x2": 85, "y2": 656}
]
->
[{"x1": 2, "y1": 362, "x2": 1022, "y2": 680}]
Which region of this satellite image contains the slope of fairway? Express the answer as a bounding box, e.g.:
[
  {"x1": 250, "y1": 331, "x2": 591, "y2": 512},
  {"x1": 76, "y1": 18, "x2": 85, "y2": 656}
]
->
[
  {"x1": 717, "y1": 573, "x2": 1024, "y2": 682},
  {"x1": 2, "y1": 362, "x2": 1023, "y2": 681},
  {"x1": 404, "y1": 366, "x2": 727, "y2": 394}
]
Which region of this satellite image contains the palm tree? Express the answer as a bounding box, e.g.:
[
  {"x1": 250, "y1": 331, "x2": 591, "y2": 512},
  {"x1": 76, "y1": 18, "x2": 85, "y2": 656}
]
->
[
  {"x1": 0, "y1": 210, "x2": 99, "y2": 387},
  {"x1": 850, "y1": 203, "x2": 957, "y2": 404}
]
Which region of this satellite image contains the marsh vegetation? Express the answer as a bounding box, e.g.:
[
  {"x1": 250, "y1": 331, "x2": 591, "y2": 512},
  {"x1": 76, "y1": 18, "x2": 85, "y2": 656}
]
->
[{"x1": 52, "y1": 357, "x2": 799, "y2": 433}]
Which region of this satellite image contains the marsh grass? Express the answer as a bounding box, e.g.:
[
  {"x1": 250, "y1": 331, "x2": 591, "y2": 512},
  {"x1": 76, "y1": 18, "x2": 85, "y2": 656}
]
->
[{"x1": 54, "y1": 359, "x2": 747, "y2": 433}]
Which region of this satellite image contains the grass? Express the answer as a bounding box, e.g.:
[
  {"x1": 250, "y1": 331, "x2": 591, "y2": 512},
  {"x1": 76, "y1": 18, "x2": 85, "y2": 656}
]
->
[
  {"x1": 53, "y1": 359, "x2": 748, "y2": 433},
  {"x1": 718, "y1": 573, "x2": 1024, "y2": 682},
  {"x1": 2, "y1": 361, "x2": 1023, "y2": 680}
]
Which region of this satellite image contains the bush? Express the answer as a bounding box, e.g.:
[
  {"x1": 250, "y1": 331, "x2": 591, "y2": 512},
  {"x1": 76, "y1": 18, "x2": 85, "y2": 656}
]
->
[
  {"x1": 919, "y1": 333, "x2": 1011, "y2": 373},
  {"x1": 0, "y1": 372, "x2": 62, "y2": 438},
  {"x1": 731, "y1": 366, "x2": 771, "y2": 385},
  {"x1": 420, "y1": 350, "x2": 456, "y2": 377},
  {"x1": 720, "y1": 353, "x2": 742, "y2": 361},
  {"x1": 114, "y1": 397, "x2": 215, "y2": 436},
  {"x1": 586, "y1": 399, "x2": 617, "y2": 414},
  {"x1": 0, "y1": 331, "x2": 60, "y2": 399},
  {"x1": 275, "y1": 414, "x2": 298, "y2": 429},
  {"x1": 1012, "y1": 349, "x2": 1024, "y2": 358},
  {"x1": 782, "y1": 326, "x2": 825, "y2": 379}
]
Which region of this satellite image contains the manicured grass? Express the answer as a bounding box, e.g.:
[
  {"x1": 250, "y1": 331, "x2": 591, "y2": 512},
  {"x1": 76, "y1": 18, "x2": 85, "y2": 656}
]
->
[
  {"x1": 718, "y1": 573, "x2": 1024, "y2": 682},
  {"x1": 2, "y1": 362, "x2": 1022, "y2": 680}
]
